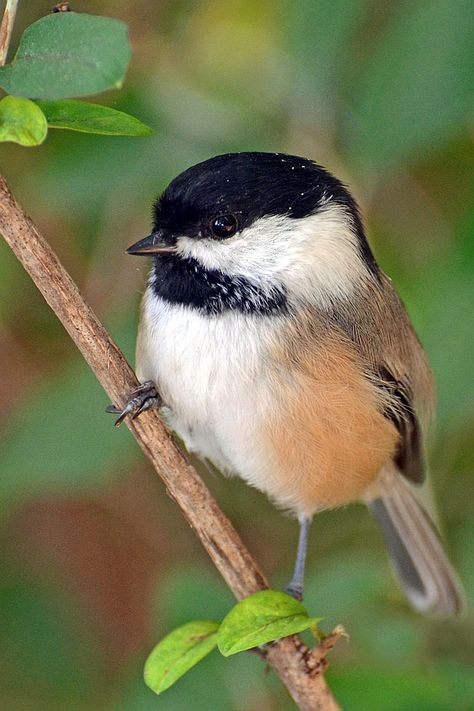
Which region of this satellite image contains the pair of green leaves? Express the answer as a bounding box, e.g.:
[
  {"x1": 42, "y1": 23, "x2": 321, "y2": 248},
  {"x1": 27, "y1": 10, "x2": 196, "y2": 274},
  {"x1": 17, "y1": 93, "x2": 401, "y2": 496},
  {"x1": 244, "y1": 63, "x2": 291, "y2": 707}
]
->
[
  {"x1": 0, "y1": 11, "x2": 151, "y2": 146},
  {"x1": 144, "y1": 590, "x2": 321, "y2": 696}
]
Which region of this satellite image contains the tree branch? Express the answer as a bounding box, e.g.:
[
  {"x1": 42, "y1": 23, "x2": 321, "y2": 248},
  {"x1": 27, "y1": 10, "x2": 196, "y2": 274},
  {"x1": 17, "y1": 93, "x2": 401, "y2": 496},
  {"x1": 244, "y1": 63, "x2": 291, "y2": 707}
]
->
[
  {"x1": 0, "y1": 175, "x2": 341, "y2": 711},
  {"x1": 0, "y1": 0, "x2": 19, "y2": 66}
]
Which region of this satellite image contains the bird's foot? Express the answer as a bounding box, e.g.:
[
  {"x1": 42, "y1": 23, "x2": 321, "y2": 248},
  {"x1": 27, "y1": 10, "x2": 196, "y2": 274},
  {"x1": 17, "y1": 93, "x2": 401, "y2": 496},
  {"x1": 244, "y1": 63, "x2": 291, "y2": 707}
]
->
[
  {"x1": 284, "y1": 582, "x2": 304, "y2": 601},
  {"x1": 106, "y1": 380, "x2": 162, "y2": 427}
]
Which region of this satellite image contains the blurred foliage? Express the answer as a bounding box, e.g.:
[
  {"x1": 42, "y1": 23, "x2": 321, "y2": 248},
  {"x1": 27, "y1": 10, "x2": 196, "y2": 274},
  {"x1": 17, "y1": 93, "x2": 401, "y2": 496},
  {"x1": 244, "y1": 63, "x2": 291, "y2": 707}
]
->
[{"x1": 0, "y1": 1, "x2": 473, "y2": 709}]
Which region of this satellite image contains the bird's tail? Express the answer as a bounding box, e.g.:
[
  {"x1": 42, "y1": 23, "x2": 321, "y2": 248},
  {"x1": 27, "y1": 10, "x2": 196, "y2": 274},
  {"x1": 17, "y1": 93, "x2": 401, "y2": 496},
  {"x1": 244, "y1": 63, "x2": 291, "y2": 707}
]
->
[{"x1": 367, "y1": 469, "x2": 463, "y2": 616}]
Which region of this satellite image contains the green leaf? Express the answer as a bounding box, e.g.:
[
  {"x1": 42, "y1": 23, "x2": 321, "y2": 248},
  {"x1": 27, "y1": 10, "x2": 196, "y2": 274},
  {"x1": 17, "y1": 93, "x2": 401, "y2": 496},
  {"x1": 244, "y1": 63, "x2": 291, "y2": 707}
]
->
[
  {"x1": 35, "y1": 99, "x2": 152, "y2": 136},
  {"x1": 144, "y1": 621, "x2": 220, "y2": 695},
  {"x1": 0, "y1": 12, "x2": 131, "y2": 100},
  {"x1": 217, "y1": 590, "x2": 321, "y2": 657},
  {"x1": 0, "y1": 95, "x2": 47, "y2": 146}
]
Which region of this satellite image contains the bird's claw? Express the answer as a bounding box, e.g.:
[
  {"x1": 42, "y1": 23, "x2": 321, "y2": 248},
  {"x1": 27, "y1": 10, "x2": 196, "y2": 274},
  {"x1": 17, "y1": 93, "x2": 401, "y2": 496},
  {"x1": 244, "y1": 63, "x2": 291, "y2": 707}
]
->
[
  {"x1": 106, "y1": 381, "x2": 162, "y2": 427},
  {"x1": 284, "y1": 583, "x2": 304, "y2": 601}
]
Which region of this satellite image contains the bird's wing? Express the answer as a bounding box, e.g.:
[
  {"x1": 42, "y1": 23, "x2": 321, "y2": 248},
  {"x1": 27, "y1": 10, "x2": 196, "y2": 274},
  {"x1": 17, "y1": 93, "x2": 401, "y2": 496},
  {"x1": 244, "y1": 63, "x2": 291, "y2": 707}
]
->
[
  {"x1": 375, "y1": 365, "x2": 425, "y2": 484},
  {"x1": 324, "y1": 271, "x2": 434, "y2": 485}
]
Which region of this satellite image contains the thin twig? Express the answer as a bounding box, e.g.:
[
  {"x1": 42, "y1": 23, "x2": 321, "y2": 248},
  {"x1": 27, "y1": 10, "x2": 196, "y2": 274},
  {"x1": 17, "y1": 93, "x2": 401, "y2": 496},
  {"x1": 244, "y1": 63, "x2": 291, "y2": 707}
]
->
[
  {"x1": 0, "y1": 175, "x2": 341, "y2": 711},
  {"x1": 311, "y1": 626, "x2": 348, "y2": 674},
  {"x1": 0, "y1": 0, "x2": 19, "y2": 66}
]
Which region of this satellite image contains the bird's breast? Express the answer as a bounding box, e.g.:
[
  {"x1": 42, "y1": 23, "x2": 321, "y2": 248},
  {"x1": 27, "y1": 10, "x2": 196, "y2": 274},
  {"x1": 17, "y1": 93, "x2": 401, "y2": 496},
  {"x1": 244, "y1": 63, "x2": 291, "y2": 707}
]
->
[
  {"x1": 136, "y1": 292, "x2": 284, "y2": 474},
  {"x1": 136, "y1": 292, "x2": 399, "y2": 516}
]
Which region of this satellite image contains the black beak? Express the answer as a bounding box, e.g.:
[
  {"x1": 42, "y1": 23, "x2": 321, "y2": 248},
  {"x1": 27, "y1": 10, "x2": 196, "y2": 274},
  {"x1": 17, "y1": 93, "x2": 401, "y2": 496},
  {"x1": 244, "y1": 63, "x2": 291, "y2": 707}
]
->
[{"x1": 126, "y1": 230, "x2": 176, "y2": 256}]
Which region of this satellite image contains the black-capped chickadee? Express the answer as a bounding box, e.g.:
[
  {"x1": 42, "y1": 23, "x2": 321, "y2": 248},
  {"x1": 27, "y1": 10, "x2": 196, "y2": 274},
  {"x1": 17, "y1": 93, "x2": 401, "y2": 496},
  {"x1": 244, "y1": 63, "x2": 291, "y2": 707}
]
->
[{"x1": 109, "y1": 152, "x2": 462, "y2": 615}]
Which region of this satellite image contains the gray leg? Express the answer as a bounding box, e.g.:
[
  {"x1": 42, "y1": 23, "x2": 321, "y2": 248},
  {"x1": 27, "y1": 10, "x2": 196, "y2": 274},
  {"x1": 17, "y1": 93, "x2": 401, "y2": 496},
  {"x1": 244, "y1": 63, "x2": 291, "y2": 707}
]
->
[
  {"x1": 285, "y1": 515, "x2": 312, "y2": 601},
  {"x1": 106, "y1": 380, "x2": 162, "y2": 426}
]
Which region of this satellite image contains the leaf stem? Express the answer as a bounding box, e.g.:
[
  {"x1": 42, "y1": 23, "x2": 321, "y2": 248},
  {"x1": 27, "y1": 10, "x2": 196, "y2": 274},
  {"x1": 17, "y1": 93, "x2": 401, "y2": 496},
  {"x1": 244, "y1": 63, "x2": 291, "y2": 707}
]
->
[{"x1": 0, "y1": 0, "x2": 19, "y2": 66}]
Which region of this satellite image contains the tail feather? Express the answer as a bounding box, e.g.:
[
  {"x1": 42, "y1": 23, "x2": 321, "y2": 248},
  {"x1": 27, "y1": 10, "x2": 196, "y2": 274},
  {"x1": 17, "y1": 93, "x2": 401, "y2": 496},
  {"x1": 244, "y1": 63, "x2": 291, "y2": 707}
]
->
[{"x1": 368, "y1": 472, "x2": 463, "y2": 616}]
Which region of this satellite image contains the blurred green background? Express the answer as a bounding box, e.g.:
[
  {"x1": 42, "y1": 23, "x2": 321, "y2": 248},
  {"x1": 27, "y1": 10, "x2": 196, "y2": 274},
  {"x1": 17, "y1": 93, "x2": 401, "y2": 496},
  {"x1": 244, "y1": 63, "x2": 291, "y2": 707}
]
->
[{"x1": 1, "y1": 1, "x2": 473, "y2": 709}]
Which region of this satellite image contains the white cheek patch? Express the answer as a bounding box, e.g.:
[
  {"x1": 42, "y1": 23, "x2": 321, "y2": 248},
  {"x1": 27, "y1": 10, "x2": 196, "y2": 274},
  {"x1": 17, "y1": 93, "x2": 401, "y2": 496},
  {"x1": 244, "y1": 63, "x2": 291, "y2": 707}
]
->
[
  {"x1": 175, "y1": 207, "x2": 369, "y2": 308},
  {"x1": 283, "y1": 208, "x2": 369, "y2": 304}
]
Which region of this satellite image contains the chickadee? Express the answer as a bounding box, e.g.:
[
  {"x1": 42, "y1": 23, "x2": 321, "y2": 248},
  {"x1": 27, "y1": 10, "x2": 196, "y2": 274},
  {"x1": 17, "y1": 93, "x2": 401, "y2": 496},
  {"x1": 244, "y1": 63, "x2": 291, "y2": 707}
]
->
[{"x1": 110, "y1": 152, "x2": 462, "y2": 615}]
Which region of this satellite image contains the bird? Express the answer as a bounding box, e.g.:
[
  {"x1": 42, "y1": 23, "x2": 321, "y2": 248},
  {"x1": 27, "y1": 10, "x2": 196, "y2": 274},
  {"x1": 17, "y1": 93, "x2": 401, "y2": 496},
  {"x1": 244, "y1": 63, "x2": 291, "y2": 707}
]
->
[{"x1": 108, "y1": 151, "x2": 463, "y2": 615}]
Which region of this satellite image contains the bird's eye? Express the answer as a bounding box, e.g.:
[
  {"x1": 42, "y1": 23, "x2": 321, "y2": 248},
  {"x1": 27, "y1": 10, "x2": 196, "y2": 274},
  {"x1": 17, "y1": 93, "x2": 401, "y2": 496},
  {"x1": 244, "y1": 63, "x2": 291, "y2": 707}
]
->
[{"x1": 209, "y1": 214, "x2": 238, "y2": 239}]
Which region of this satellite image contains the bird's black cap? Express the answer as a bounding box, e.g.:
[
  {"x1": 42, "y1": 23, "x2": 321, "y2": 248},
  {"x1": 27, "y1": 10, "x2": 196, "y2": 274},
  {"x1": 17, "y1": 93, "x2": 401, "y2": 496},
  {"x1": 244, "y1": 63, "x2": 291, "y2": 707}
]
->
[{"x1": 152, "y1": 152, "x2": 363, "y2": 240}]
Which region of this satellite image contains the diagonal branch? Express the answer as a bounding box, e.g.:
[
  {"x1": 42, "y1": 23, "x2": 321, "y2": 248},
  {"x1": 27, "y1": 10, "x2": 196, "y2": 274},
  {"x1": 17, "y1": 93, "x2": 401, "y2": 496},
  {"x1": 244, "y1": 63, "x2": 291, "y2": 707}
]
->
[
  {"x1": 0, "y1": 175, "x2": 341, "y2": 711},
  {"x1": 0, "y1": 0, "x2": 19, "y2": 66}
]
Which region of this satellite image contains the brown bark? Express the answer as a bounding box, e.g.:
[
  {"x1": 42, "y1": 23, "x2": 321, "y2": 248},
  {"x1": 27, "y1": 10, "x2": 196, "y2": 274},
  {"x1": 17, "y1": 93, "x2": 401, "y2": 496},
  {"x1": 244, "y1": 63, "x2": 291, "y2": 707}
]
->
[
  {"x1": 0, "y1": 175, "x2": 341, "y2": 711},
  {"x1": 0, "y1": 0, "x2": 19, "y2": 66}
]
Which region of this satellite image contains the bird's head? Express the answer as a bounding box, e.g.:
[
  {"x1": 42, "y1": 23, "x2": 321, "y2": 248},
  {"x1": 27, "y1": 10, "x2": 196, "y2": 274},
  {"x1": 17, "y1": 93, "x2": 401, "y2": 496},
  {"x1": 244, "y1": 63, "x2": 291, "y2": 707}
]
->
[{"x1": 127, "y1": 152, "x2": 378, "y2": 315}]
